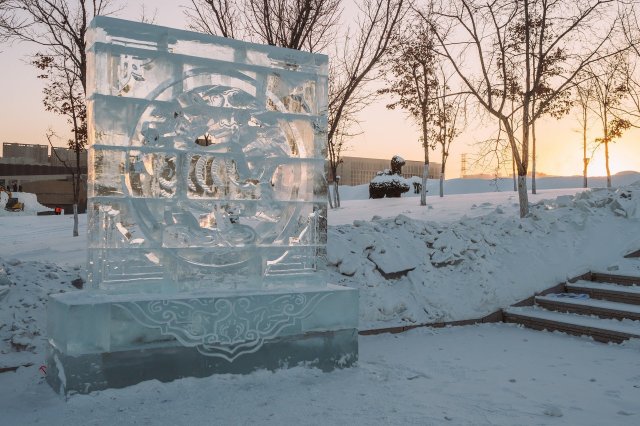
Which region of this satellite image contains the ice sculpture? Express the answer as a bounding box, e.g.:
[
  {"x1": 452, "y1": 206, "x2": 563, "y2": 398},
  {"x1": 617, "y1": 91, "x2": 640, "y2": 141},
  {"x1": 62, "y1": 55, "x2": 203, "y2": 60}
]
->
[{"x1": 46, "y1": 16, "x2": 358, "y2": 394}]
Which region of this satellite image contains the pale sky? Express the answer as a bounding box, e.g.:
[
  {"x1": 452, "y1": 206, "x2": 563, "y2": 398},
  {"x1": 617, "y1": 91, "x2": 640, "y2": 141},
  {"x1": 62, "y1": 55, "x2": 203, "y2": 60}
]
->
[{"x1": 0, "y1": 0, "x2": 638, "y2": 178}]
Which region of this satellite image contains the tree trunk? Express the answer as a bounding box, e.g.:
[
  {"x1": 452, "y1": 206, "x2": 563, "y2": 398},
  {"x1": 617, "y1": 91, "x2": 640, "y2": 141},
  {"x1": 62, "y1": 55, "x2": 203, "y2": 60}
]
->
[
  {"x1": 73, "y1": 203, "x2": 79, "y2": 237},
  {"x1": 327, "y1": 184, "x2": 334, "y2": 209},
  {"x1": 512, "y1": 152, "x2": 517, "y2": 192},
  {"x1": 583, "y1": 114, "x2": 588, "y2": 188},
  {"x1": 421, "y1": 163, "x2": 429, "y2": 205},
  {"x1": 420, "y1": 115, "x2": 429, "y2": 206},
  {"x1": 517, "y1": 174, "x2": 529, "y2": 218},
  {"x1": 333, "y1": 181, "x2": 341, "y2": 207},
  {"x1": 531, "y1": 120, "x2": 537, "y2": 194},
  {"x1": 605, "y1": 140, "x2": 611, "y2": 188},
  {"x1": 603, "y1": 111, "x2": 611, "y2": 188},
  {"x1": 439, "y1": 150, "x2": 446, "y2": 197}
]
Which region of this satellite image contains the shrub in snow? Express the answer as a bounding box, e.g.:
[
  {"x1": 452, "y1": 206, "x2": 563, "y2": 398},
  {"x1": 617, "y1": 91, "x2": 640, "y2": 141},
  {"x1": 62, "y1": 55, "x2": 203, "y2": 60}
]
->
[
  {"x1": 369, "y1": 173, "x2": 410, "y2": 198},
  {"x1": 390, "y1": 155, "x2": 405, "y2": 175},
  {"x1": 369, "y1": 156, "x2": 410, "y2": 199}
]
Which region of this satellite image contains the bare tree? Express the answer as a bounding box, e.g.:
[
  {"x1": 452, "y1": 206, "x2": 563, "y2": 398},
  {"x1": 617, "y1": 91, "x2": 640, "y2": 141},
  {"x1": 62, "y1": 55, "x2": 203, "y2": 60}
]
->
[
  {"x1": 379, "y1": 14, "x2": 438, "y2": 205},
  {"x1": 428, "y1": 0, "x2": 624, "y2": 217},
  {"x1": 1, "y1": 0, "x2": 118, "y2": 235},
  {"x1": 186, "y1": 0, "x2": 341, "y2": 52},
  {"x1": 327, "y1": 0, "x2": 405, "y2": 207},
  {"x1": 187, "y1": 0, "x2": 406, "y2": 208},
  {"x1": 36, "y1": 52, "x2": 86, "y2": 236},
  {"x1": 587, "y1": 53, "x2": 632, "y2": 188},
  {"x1": 575, "y1": 76, "x2": 595, "y2": 187},
  {"x1": 433, "y1": 67, "x2": 466, "y2": 197}
]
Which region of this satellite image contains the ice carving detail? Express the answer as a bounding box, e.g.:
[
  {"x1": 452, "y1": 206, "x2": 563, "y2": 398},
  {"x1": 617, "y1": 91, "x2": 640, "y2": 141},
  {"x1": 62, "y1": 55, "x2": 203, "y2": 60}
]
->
[{"x1": 114, "y1": 292, "x2": 329, "y2": 361}]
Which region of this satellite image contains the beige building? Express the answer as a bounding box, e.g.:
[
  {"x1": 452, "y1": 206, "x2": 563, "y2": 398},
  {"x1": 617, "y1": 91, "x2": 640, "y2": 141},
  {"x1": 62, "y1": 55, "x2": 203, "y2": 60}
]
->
[
  {"x1": 332, "y1": 156, "x2": 442, "y2": 186},
  {"x1": 50, "y1": 147, "x2": 88, "y2": 167},
  {"x1": 3, "y1": 142, "x2": 49, "y2": 165},
  {"x1": 1, "y1": 141, "x2": 88, "y2": 213}
]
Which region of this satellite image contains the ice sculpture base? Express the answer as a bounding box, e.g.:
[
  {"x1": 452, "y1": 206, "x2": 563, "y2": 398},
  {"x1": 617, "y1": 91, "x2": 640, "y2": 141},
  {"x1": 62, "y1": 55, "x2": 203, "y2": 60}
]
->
[{"x1": 46, "y1": 285, "x2": 358, "y2": 394}]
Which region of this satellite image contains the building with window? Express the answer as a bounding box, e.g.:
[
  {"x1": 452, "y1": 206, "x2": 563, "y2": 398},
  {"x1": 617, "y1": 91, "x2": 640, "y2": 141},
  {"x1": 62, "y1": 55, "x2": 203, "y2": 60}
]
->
[
  {"x1": 1, "y1": 142, "x2": 88, "y2": 213},
  {"x1": 330, "y1": 156, "x2": 442, "y2": 186},
  {"x1": 2, "y1": 142, "x2": 49, "y2": 165},
  {"x1": 50, "y1": 147, "x2": 88, "y2": 167}
]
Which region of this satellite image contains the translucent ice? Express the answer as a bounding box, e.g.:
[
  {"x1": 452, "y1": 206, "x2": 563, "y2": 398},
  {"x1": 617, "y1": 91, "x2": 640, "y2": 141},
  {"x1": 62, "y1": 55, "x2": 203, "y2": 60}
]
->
[{"x1": 86, "y1": 16, "x2": 329, "y2": 292}]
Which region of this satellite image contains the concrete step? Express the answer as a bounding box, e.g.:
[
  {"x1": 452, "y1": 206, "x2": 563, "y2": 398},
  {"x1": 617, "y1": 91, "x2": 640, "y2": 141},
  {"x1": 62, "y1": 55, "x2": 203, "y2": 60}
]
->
[
  {"x1": 503, "y1": 306, "x2": 640, "y2": 344},
  {"x1": 535, "y1": 295, "x2": 640, "y2": 321},
  {"x1": 589, "y1": 272, "x2": 640, "y2": 286},
  {"x1": 566, "y1": 280, "x2": 640, "y2": 305}
]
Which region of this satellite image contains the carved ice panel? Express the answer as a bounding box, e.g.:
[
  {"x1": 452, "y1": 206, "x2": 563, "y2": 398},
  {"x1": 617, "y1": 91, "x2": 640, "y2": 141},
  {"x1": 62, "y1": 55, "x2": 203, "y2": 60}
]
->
[{"x1": 86, "y1": 17, "x2": 328, "y2": 292}]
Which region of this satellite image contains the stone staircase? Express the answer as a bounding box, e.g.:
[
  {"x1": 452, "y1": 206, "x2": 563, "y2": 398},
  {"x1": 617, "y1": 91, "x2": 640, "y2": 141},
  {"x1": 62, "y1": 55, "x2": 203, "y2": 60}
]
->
[{"x1": 503, "y1": 272, "x2": 640, "y2": 344}]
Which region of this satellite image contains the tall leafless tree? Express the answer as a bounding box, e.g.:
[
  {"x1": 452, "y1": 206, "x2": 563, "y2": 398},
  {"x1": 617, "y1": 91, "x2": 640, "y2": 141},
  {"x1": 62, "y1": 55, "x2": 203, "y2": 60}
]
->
[
  {"x1": 326, "y1": 0, "x2": 405, "y2": 207},
  {"x1": 428, "y1": 0, "x2": 624, "y2": 217},
  {"x1": 1, "y1": 0, "x2": 118, "y2": 235},
  {"x1": 187, "y1": 0, "x2": 405, "y2": 208},
  {"x1": 186, "y1": 0, "x2": 342, "y2": 52},
  {"x1": 575, "y1": 77, "x2": 596, "y2": 188},
  {"x1": 433, "y1": 66, "x2": 466, "y2": 197},
  {"x1": 587, "y1": 53, "x2": 632, "y2": 188},
  {"x1": 379, "y1": 14, "x2": 438, "y2": 205}
]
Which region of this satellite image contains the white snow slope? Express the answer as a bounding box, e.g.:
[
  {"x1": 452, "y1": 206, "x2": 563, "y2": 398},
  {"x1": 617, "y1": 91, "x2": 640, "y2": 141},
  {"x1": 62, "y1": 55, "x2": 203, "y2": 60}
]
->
[
  {"x1": 0, "y1": 191, "x2": 52, "y2": 216},
  {"x1": 1, "y1": 177, "x2": 639, "y2": 425}
]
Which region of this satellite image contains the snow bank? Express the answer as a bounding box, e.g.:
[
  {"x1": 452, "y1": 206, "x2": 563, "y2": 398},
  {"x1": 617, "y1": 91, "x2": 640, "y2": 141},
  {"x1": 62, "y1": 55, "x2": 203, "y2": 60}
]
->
[
  {"x1": 0, "y1": 259, "x2": 81, "y2": 369},
  {"x1": 1, "y1": 182, "x2": 639, "y2": 368},
  {"x1": 0, "y1": 191, "x2": 52, "y2": 216},
  {"x1": 329, "y1": 184, "x2": 640, "y2": 328},
  {"x1": 336, "y1": 171, "x2": 640, "y2": 201}
]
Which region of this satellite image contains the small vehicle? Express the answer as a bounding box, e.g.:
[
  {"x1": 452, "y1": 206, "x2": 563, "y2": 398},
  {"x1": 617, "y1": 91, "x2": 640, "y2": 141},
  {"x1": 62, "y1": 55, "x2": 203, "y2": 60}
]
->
[
  {"x1": 5, "y1": 197, "x2": 24, "y2": 212},
  {"x1": 1, "y1": 187, "x2": 24, "y2": 212}
]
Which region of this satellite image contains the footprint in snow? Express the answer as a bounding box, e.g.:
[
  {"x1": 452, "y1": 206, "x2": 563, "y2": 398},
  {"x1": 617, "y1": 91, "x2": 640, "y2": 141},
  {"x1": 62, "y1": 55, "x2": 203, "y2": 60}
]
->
[{"x1": 543, "y1": 405, "x2": 563, "y2": 417}]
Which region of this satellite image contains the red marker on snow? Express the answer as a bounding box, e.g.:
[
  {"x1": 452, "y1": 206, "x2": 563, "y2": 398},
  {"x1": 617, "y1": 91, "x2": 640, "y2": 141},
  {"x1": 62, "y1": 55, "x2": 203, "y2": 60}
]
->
[{"x1": 39, "y1": 365, "x2": 47, "y2": 376}]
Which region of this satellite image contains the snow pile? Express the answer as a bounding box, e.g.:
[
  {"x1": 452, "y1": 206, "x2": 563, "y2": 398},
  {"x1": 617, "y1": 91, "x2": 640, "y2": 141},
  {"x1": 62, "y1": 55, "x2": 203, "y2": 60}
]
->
[
  {"x1": 0, "y1": 191, "x2": 52, "y2": 216},
  {"x1": 337, "y1": 171, "x2": 640, "y2": 201},
  {"x1": 0, "y1": 258, "x2": 80, "y2": 369},
  {"x1": 329, "y1": 183, "x2": 640, "y2": 328}
]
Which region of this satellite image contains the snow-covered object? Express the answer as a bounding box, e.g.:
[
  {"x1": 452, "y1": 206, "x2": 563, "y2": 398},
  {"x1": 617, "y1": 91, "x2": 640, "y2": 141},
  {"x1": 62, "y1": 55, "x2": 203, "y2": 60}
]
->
[
  {"x1": 329, "y1": 184, "x2": 640, "y2": 327},
  {"x1": 369, "y1": 173, "x2": 410, "y2": 198},
  {"x1": 0, "y1": 259, "x2": 79, "y2": 369},
  {"x1": 339, "y1": 172, "x2": 640, "y2": 201},
  {"x1": 0, "y1": 191, "x2": 52, "y2": 216}
]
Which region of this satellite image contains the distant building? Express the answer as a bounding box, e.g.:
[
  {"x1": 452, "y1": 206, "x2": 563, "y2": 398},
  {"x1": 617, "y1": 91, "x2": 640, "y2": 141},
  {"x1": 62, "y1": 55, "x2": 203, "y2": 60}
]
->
[
  {"x1": 2, "y1": 142, "x2": 49, "y2": 165},
  {"x1": 50, "y1": 147, "x2": 88, "y2": 168},
  {"x1": 0, "y1": 142, "x2": 88, "y2": 213},
  {"x1": 330, "y1": 156, "x2": 442, "y2": 186}
]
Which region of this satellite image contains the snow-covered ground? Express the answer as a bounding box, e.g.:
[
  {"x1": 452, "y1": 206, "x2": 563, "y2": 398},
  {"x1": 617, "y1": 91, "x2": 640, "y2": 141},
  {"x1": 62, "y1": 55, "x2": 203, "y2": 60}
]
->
[
  {"x1": 2, "y1": 325, "x2": 640, "y2": 425},
  {"x1": 1, "y1": 174, "x2": 640, "y2": 425}
]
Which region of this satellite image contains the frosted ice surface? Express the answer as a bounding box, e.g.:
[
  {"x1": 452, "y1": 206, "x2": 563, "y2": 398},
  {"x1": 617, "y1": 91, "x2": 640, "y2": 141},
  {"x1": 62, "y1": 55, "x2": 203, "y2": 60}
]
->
[{"x1": 86, "y1": 16, "x2": 329, "y2": 292}]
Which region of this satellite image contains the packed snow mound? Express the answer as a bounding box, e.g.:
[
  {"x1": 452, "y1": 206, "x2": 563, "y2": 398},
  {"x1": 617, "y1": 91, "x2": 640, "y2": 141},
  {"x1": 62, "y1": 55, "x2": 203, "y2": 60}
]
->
[
  {"x1": 0, "y1": 191, "x2": 52, "y2": 216},
  {"x1": 337, "y1": 172, "x2": 640, "y2": 201},
  {"x1": 329, "y1": 184, "x2": 640, "y2": 328},
  {"x1": 0, "y1": 259, "x2": 81, "y2": 369}
]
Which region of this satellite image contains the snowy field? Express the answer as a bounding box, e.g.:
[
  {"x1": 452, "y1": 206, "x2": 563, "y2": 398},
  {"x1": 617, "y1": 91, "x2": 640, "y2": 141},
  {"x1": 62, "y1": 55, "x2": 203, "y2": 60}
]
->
[
  {"x1": 1, "y1": 174, "x2": 640, "y2": 425},
  {"x1": 1, "y1": 325, "x2": 640, "y2": 425}
]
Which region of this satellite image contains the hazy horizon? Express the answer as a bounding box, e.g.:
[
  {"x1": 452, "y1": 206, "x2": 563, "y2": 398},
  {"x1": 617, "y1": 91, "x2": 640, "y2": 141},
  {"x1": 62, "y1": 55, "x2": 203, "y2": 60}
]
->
[{"x1": 0, "y1": 0, "x2": 638, "y2": 179}]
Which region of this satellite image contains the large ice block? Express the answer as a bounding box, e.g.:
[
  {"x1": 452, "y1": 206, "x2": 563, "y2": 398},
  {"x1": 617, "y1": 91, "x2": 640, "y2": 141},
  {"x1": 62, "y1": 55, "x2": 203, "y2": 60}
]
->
[{"x1": 46, "y1": 16, "x2": 357, "y2": 394}]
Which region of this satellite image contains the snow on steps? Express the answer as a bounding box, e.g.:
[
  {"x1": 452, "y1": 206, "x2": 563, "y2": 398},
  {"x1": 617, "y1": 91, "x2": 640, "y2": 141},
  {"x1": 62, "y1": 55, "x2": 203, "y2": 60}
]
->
[
  {"x1": 567, "y1": 280, "x2": 640, "y2": 305},
  {"x1": 504, "y1": 272, "x2": 640, "y2": 344},
  {"x1": 535, "y1": 295, "x2": 640, "y2": 321},
  {"x1": 503, "y1": 306, "x2": 640, "y2": 343}
]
